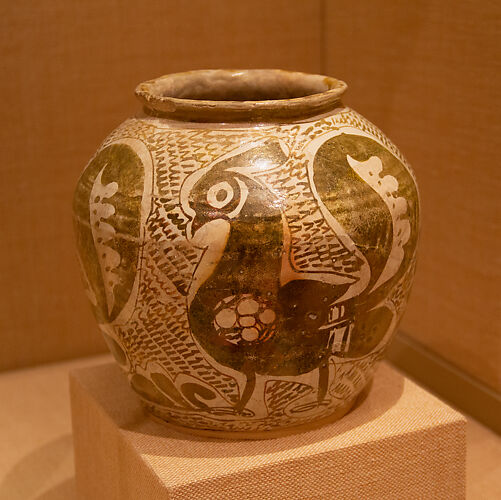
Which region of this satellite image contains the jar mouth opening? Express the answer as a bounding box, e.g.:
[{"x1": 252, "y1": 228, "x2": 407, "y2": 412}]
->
[{"x1": 135, "y1": 69, "x2": 347, "y2": 123}]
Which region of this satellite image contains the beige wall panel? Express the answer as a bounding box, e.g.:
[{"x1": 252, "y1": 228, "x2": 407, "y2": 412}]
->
[
  {"x1": 325, "y1": 0, "x2": 500, "y2": 391},
  {"x1": 0, "y1": 1, "x2": 322, "y2": 371}
]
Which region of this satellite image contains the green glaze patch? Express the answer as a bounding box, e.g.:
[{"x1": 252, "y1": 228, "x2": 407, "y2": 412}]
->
[
  {"x1": 73, "y1": 144, "x2": 145, "y2": 323},
  {"x1": 313, "y1": 133, "x2": 419, "y2": 309}
]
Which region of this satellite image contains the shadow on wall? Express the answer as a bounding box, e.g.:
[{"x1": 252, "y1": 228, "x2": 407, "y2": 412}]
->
[{"x1": 0, "y1": 434, "x2": 75, "y2": 500}]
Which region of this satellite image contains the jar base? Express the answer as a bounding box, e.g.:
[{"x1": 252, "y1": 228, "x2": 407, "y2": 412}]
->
[{"x1": 145, "y1": 393, "x2": 362, "y2": 440}]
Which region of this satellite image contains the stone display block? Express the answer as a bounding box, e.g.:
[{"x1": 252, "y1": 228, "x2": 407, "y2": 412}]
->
[{"x1": 70, "y1": 362, "x2": 466, "y2": 500}]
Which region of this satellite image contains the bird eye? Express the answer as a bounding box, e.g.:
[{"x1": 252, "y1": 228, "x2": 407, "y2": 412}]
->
[{"x1": 206, "y1": 181, "x2": 234, "y2": 209}]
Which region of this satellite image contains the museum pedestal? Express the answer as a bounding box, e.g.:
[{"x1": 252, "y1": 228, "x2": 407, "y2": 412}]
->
[{"x1": 70, "y1": 362, "x2": 466, "y2": 500}]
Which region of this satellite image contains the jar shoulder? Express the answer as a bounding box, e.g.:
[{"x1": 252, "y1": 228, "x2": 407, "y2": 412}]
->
[{"x1": 88, "y1": 107, "x2": 417, "y2": 182}]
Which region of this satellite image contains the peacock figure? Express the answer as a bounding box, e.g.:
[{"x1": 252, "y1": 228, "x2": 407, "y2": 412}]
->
[{"x1": 179, "y1": 137, "x2": 399, "y2": 415}]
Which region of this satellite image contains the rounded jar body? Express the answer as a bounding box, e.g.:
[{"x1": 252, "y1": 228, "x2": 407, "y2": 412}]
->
[{"x1": 73, "y1": 70, "x2": 419, "y2": 438}]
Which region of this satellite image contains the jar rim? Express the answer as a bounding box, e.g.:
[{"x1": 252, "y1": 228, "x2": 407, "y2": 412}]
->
[{"x1": 135, "y1": 69, "x2": 347, "y2": 123}]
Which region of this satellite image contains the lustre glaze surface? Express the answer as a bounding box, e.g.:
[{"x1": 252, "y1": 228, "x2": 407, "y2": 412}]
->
[{"x1": 73, "y1": 70, "x2": 419, "y2": 436}]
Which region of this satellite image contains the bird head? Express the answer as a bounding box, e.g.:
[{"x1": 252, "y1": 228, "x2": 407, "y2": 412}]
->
[
  {"x1": 180, "y1": 139, "x2": 289, "y2": 247},
  {"x1": 180, "y1": 139, "x2": 289, "y2": 305}
]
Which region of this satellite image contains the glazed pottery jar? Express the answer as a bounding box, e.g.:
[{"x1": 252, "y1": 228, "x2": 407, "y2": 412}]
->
[{"x1": 73, "y1": 70, "x2": 419, "y2": 438}]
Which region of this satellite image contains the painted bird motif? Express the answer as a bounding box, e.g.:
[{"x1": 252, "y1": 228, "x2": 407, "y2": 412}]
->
[{"x1": 180, "y1": 138, "x2": 397, "y2": 413}]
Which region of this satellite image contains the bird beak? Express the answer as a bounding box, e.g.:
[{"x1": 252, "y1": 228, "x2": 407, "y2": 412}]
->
[
  {"x1": 187, "y1": 214, "x2": 205, "y2": 241},
  {"x1": 186, "y1": 218, "x2": 232, "y2": 305},
  {"x1": 187, "y1": 217, "x2": 231, "y2": 249}
]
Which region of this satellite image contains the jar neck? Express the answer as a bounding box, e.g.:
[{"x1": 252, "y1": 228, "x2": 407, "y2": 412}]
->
[{"x1": 135, "y1": 69, "x2": 347, "y2": 123}]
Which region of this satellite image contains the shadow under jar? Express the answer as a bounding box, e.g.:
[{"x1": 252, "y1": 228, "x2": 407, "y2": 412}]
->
[{"x1": 73, "y1": 69, "x2": 419, "y2": 439}]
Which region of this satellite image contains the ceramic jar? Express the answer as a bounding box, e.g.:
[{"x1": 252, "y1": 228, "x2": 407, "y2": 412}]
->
[{"x1": 73, "y1": 70, "x2": 419, "y2": 438}]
